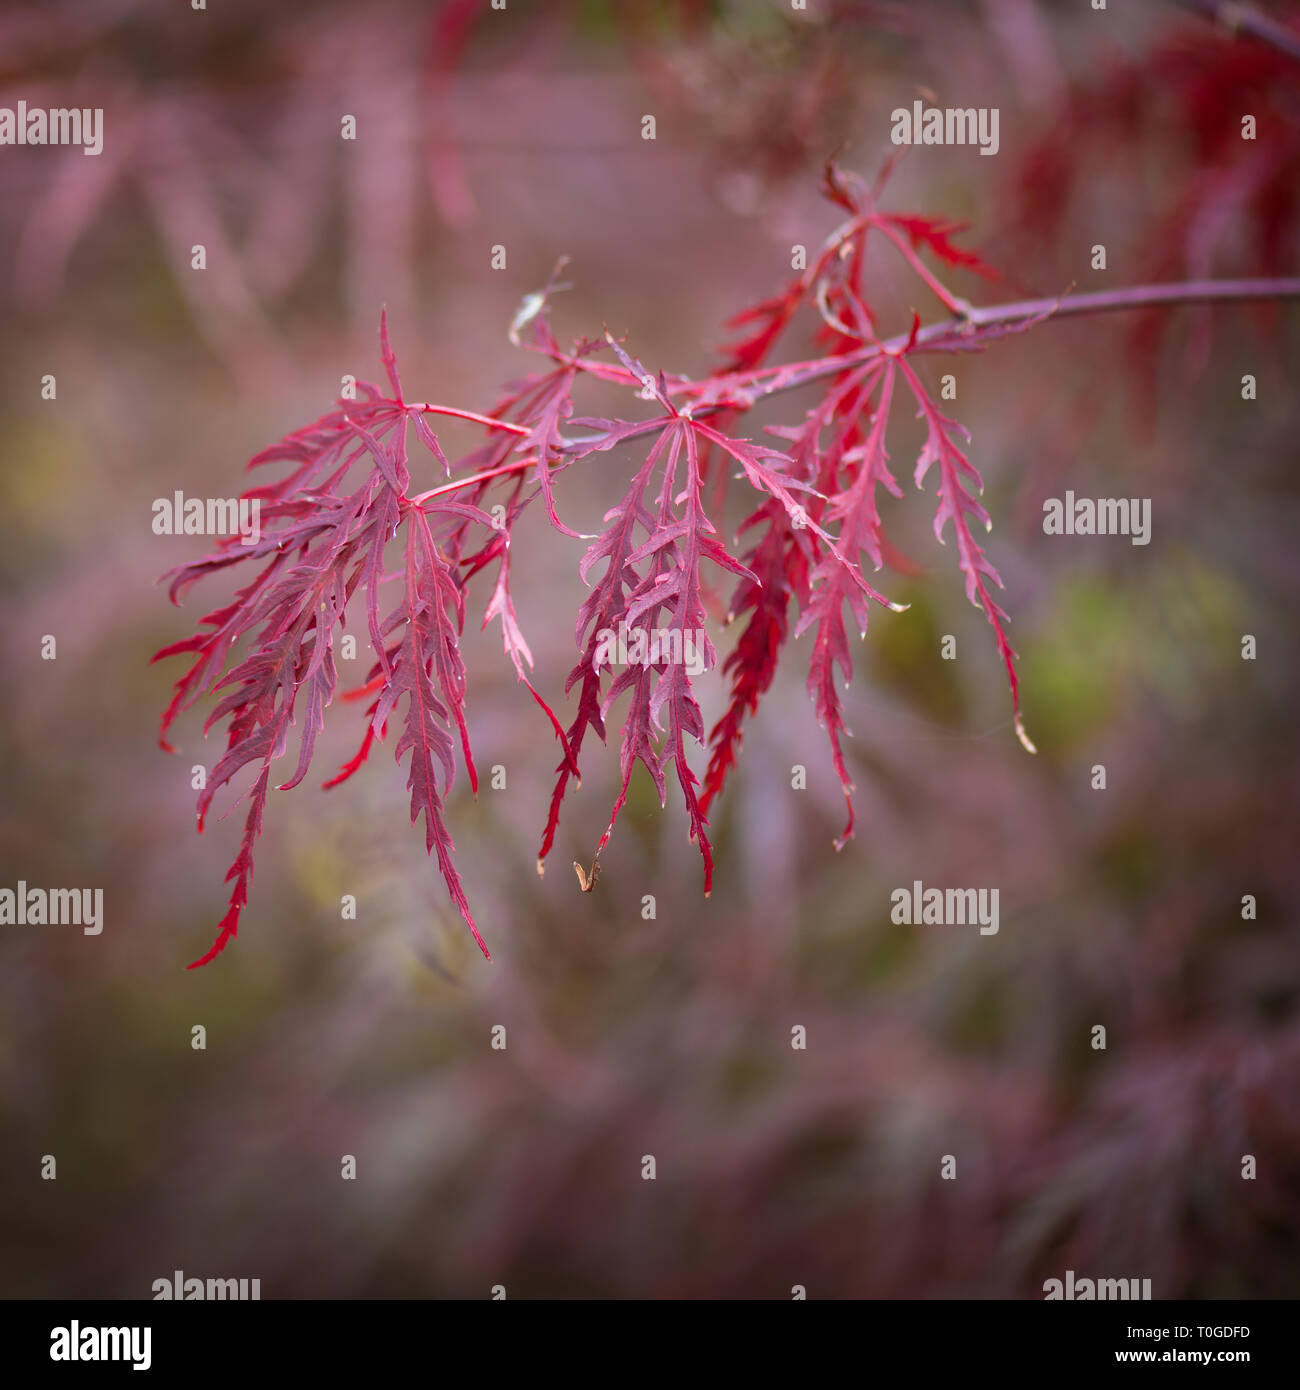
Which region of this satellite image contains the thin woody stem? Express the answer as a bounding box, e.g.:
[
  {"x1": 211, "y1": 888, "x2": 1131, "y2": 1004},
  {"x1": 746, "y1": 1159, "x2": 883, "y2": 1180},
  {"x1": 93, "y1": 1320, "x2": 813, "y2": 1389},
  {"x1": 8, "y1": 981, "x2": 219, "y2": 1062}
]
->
[
  {"x1": 704, "y1": 276, "x2": 1300, "y2": 402},
  {"x1": 958, "y1": 276, "x2": 1300, "y2": 326},
  {"x1": 409, "y1": 403, "x2": 530, "y2": 436},
  {"x1": 1169, "y1": 0, "x2": 1300, "y2": 62},
  {"x1": 410, "y1": 456, "x2": 538, "y2": 505},
  {"x1": 871, "y1": 216, "x2": 973, "y2": 317},
  {"x1": 419, "y1": 275, "x2": 1300, "y2": 498}
]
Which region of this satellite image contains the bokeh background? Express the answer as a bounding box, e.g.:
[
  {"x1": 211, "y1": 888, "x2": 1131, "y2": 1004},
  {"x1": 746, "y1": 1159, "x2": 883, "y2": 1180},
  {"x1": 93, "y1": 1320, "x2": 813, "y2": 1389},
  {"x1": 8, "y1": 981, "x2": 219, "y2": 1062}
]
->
[{"x1": 2, "y1": 0, "x2": 1299, "y2": 1298}]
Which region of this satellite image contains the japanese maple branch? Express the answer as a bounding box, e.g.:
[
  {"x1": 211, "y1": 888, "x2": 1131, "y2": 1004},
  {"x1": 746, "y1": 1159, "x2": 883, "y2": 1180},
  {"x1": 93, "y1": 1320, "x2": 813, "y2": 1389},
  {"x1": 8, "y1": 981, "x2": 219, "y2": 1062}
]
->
[
  {"x1": 1170, "y1": 0, "x2": 1300, "y2": 62},
  {"x1": 409, "y1": 403, "x2": 530, "y2": 436},
  {"x1": 953, "y1": 276, "x2": 1300, "y2": 326},
  {"x1": 415, "y1": 275, "x2": 1300, "y2": 501},
  {"x1": 719, "y1": 275, "x2": 1300, "y2": 402}
]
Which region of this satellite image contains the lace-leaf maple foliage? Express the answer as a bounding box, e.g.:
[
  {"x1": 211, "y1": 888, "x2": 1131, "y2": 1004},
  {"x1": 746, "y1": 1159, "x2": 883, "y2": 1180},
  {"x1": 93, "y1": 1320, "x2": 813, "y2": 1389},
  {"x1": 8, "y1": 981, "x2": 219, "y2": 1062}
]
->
[{"x1": 151, "y1": 163, "x2": 1125, "y2": 968}]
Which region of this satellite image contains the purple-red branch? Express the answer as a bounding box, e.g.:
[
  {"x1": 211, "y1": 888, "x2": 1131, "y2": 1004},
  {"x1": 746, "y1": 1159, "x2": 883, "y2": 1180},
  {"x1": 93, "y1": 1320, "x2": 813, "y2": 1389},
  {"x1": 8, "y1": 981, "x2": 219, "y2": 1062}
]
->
[
  {"x1": 418, "y1": 276, "x2": 1300, "y2": 500},
  {"x1": 159, "y1": 263, "x2": 1300, "y2": 969}
]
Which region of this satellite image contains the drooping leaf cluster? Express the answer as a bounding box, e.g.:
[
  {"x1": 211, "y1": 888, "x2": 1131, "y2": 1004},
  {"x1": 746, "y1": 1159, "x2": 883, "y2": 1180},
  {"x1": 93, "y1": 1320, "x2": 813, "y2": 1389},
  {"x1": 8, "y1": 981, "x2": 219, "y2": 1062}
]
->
[{"x1": 157, "y1": 164, "x2": 1034, "y2": 967}]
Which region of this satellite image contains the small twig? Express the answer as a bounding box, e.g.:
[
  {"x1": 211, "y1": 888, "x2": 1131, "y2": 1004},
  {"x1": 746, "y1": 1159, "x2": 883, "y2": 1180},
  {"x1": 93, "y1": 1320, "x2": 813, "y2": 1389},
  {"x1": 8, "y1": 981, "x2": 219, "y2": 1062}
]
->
[
  {"x1": 417, "y1": 275, "x2": 1300, "y2": 498},
  {"x1": 1169, "y1": 0, "x2": 1300, "y2": 62},
  {"x1": 409, "y1": 456, "x2": 538, "y2": 505},
  {"x1": 409, "y1": 403, "x2": 530, "y2": 436},
  {"x1": 872, "y1": 215, "x2": 975, "y2": 319},
  {"x1": 706, "y1": 275, "x2": 1300, "y2": 404}
]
